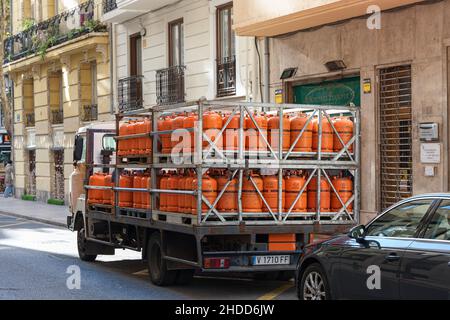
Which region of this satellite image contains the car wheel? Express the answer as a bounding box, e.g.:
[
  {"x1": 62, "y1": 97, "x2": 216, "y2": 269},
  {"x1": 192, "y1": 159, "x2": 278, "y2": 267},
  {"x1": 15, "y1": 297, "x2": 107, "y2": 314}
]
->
[
  {"x1": 77, "y1": 228, "x2": 97, "y2": 262},
  {"x1": 298, "y1": 263, "x2": 331, "y2": 300},
  {"x1": 147, "y1": 232, "x2": 177, "y2": 286}
]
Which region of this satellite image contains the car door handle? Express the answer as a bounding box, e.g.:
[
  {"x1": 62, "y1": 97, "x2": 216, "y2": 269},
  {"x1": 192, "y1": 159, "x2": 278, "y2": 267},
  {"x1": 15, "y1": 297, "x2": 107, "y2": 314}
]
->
[
  {"x1": 385, "y1": 253, "x2": 401, "y2": 262},
  {"x1": 448, "y1": 261, "x2": 450, "y2": 267}
]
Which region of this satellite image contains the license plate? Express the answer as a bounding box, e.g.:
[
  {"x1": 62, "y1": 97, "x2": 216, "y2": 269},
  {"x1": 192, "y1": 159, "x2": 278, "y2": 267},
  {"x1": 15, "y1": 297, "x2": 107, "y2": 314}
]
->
[{"x1": 252, "y1": 255, "x2": 290, "y2": 266}]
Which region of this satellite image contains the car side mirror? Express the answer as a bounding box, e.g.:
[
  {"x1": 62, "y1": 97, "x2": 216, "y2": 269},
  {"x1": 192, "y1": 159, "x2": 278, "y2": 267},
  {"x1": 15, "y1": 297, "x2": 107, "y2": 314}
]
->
[{"x1": 348, "y1": 225, "x2": 366, "y2": 242}]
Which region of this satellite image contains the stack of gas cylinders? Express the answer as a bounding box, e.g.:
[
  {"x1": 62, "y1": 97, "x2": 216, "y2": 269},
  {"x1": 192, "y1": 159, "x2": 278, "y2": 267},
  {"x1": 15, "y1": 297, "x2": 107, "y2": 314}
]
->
[
  {"x1": 118, "y1": 118, "x2": 152, "y2": 156},
  {"x1": 88, "y1": 171, "x2": 151, "y2": 210},
  {"x1": 157, "y1": 169, "x2": 353, "y2": 214},
  {"x1": 154, "y1": 111, "x2": 354, "y2": 154}
]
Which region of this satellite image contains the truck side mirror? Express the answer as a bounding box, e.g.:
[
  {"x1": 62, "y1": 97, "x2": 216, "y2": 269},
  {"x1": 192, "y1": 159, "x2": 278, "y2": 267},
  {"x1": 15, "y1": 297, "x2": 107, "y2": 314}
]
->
[{"x1": 73, "y1": 136, "x2": 84, "y2": 162}]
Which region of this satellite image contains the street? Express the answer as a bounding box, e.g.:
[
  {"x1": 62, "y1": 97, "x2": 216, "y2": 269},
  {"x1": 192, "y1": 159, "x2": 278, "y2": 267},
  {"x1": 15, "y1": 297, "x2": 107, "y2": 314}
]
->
[{"x1": 0, "y1": 213, "x2": 296, "y2": 300}]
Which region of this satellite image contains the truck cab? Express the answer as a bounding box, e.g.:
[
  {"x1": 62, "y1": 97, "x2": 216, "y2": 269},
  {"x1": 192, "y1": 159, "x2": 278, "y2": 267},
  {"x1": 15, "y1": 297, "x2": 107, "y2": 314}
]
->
[{"x1": 67, "y1": 122, "x2": 116, "y2": 231}]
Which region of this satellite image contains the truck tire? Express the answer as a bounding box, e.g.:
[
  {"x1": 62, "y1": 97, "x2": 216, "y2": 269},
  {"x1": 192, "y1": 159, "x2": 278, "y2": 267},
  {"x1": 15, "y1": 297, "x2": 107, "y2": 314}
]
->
[
  {"x1": 77, "y1": 228, "x2": 97, "y2": 262},
  {"x1": 147, "y1": 232, "x2": 177, "y2": 286},
  {"x1": 175, "y1": 269, "x2": 195, "y2": 285}
]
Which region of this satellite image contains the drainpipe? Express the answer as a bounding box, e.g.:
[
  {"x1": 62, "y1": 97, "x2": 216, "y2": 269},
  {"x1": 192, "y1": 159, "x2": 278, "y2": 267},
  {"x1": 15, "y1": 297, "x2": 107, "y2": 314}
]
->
[
  {"x1": 263, "y1": 37, "x2": 270, "y2": 103},
  {"x1": 109, "y1": 23, "x2": 115, "y2": 114}
]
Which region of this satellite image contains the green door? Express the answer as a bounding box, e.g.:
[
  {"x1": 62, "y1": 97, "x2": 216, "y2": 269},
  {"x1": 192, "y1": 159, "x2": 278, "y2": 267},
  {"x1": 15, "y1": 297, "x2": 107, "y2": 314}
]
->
[{"x1": 293, "y1": 77, "x2": 361, "y2": 107}]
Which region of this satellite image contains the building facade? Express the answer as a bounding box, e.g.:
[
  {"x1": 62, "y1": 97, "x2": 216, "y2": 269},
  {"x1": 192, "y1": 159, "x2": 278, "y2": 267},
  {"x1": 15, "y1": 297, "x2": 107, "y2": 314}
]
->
[
  {"x1": 3, "y1": 0, "x2": 112, "y2": 203},
  {"x1": 233, "y1": 0, "x2": 450, "y2": 223},
  {"x1": 101, "y1": 0, "x2": 258, "y2": 110}
]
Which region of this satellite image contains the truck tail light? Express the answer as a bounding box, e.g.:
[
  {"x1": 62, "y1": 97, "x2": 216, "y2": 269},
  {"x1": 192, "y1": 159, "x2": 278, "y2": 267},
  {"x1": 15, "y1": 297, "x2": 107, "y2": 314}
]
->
[{"x1": 203, "y1": 257, "x2": 230, "y2": 269}]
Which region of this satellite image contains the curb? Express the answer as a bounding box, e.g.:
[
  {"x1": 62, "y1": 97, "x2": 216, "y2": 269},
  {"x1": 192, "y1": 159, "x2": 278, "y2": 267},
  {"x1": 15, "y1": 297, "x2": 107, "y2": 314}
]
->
[{"x1": 0, "y1": 210, "x2": 67, "y2": 228}]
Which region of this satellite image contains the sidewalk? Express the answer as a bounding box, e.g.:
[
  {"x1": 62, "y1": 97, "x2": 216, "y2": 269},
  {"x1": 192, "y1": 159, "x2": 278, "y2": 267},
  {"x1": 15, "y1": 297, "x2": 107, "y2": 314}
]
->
[{"x1": 0, "y1": 196, "x2": 67, "y2": 227}]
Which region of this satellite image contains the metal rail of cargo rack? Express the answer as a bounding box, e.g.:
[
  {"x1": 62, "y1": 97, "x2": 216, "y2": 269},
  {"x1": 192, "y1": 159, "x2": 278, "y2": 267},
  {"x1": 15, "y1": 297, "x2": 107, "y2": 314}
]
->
[{"x1": 85, "y1": 98, "x2": 360, "y2": 232}]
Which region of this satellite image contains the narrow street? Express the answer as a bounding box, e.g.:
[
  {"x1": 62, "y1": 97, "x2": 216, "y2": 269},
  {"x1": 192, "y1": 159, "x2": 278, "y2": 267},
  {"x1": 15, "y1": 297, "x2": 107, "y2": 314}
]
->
[{"x1": 0, "y1": 213, "x2": 296, "y2": 300}]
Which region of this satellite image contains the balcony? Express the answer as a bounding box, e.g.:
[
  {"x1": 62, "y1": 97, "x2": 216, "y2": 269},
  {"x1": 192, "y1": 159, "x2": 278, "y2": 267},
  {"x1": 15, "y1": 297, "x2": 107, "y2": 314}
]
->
[
  {"x1": 81, "y1": 104, "x2": 98, "y2": 122},
  {"x1": 118, "y1": 76, "x2": 143, "y2": 112},
  {"x1": 3, "y1": 0, "x2": 107, "y2": 64},
  {"x1": 156, "y1": 66, "x2": 185, "y2": 105},
  {"x1": 25, "y1": 113, "x2": 35, "y2": 128},
  {"x1": 233, "y1": 0, "x2": 424, "y2": 36},
  {"x1": 102, "y1": 0, "x2": 180, "y2": 24},
  {"x1": 51, "y1": 110, "x2": 64, "y2": 125},
  {"x1": 216, "y1": 56, "x2": 236, "y2": 98}
]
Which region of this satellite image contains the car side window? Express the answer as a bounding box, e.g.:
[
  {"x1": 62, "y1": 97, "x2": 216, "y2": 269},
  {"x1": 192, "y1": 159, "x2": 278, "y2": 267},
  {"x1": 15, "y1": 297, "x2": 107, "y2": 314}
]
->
[
  {"x1": 423, "y1": 201, "x2": 450, "y2": 241},
  {"x1": 365, "y1": 200, "x2": 434, "y2": 238}
]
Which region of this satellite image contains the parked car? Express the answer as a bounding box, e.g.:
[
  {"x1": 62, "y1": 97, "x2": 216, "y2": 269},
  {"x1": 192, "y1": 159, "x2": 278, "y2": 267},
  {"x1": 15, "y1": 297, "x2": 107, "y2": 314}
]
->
[{"x1": 296, "y1": 194, "x2": 450, "y2": 300}]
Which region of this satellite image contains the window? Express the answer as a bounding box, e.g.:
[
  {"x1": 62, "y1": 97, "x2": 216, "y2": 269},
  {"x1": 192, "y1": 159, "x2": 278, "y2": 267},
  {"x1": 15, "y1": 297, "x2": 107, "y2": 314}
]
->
[
  {"x1": 91, "y1": 61, "x2": 97, "y2": 105},
  {"x1": 169, "y1": 19, "x2": 184, "y2": 67},
  {"x1": 423, "y1": 201, "x2": 450, "y2": 241},
  {"x1": 130, "y1": 33, "x2": 142, "y2": 76},
  {"x1": 366, "y1": 200, "x2": 434, "y2": 238},
  {"x1": 217, "y1": 3, "x2": 235, "y2": 61}
]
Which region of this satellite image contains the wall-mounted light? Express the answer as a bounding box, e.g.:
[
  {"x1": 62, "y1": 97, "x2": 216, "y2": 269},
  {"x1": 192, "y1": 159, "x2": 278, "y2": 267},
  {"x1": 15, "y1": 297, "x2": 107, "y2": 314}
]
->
[
  {"x1": 280, "y1": 67, "x2": 298, "y2": 80},
  {"x1": 324, "y1": 60, "x2": 347, "y2": 72}
]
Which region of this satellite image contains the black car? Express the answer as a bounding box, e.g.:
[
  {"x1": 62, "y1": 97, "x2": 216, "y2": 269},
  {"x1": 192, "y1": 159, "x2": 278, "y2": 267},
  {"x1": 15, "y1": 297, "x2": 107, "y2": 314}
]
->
[{"x1": 296, "y1": 194, "x2": 450, "y2": 300}]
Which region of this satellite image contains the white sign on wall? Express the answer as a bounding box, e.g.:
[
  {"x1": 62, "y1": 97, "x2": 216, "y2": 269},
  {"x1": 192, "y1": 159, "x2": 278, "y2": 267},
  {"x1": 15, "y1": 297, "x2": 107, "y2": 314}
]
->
[{"x1": 420, "y1": 143, "x2": 441, "y2": 164}]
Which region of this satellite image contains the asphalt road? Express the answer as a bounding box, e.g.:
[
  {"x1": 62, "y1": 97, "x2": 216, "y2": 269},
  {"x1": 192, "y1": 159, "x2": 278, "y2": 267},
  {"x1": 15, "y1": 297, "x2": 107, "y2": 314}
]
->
[{"x1": 0, "y1": 213, "x2": 296, "y2": 300}]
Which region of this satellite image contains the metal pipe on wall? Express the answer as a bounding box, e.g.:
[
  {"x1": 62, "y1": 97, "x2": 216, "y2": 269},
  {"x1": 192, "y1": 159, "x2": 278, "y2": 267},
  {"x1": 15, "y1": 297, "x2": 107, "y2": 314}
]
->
[{"x1": 263, "y1": 37, "x2": 270, "y2": 103}]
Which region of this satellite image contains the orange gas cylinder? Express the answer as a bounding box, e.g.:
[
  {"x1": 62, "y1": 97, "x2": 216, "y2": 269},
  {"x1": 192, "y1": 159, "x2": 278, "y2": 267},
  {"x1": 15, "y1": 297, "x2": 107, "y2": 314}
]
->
[
  {"x1": 331, "y1": 176, "x2": 353, "y2": 212},
  {"x1": 177, "y1": 174, "x2": 188, "y2": 213},
  {"x1": 217, "y1": 174, "x2": 238, "y2": 212},
  {"x1": 223, "y1": 114, "x2": 240, "y2": 151},
  {"x1": 312, "y1": 117, "x2": 334, "y2": 152},
  {"x1": 127, "y1": 121, "x2": 139, "y2": 155},
  {"x1": 307, "y1": 176, "x2": 331, "y2": 212},
  {"x1": 203, "y1": 111, "x2": 223, "y2": 149},
  {"x1": 118, "y1": 122, "x2": 130, "y2": 156},
  {"x1": 268, "y1": 115, "x2": 291, "y2": 152},
  {"x1": 167, "y1": 173, "x2": 181, "y2": 212},
  {"x1": 103, "y1": 174, "x2": 114, "y2": 205},
  {"x1": 88, "y1": 172, "x2": 106, "y2": 204},
  {"x1": 171, "y1": 113, "x2": 187, "y2": 150},
  {"x1": 285, "y1": 174, "x2": 307, "y2": 212},
  {"x1": 118, "y1": 174, "x2": 133, "y2": 208},
  {"x1": 133, "y1": 173, "x2": 143, "y2": 209},
  {"x1": 159, "y1": 174, "x2": 170, "y2": 212},
  {"x1": 245, "y1": 112, "x2": 268, "y2": 151},
  {"x1": 141, "y1": 175, "x2": 151, "y2": 210},
  {"x1": 242, "y1": 173, "x2": 263, "y2": 213},
  {"x1": 263, "y1": 175, "x2": 286, "y2": 213},
  {"x1": 183, "y1": 113, "x2": 197, "y2": 153},
  {"x1": 333, "y1": 117, "x2": 354, "y2": 153},
  {"x1": 191, "y1": 174, "x2": 218, "y2": 214},
  {"x1": 137, "y1": 118, "x2": 152, "y2": 155},
  {"x1": 158, "y1": 117, "x2": 173, "y2": 154},
  {"x1": 290, "y1": 114, "x2": 313, "y2": 152}
]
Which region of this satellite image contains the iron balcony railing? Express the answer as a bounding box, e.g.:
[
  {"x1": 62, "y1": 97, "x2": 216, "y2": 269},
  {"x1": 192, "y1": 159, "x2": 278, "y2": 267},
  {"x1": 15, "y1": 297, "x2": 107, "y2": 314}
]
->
[
  {"x1": 216, "y1": 56, "x2": 236, "y2": 97},
  {"x1": 3, "y1": 0, "x2": 106, "y2": 64},
  {"x1": 156, "y1": 65, "x2": 186, "y2": 105},
  {"x1": 25, "y1": 113, "x2": 35, "y2": 127},
  {"x1": 51, "y1": 110, "x2": 64, "y2": 125},
  {"x1": 118, "y1": 76, "x2": 144, "y2": 112},
  {"x1": 81, "y1": 104, "x2": 98, "y2": 122},
  {"x1": 102, "y1": 0, "x2": 118, "y2": 14}
]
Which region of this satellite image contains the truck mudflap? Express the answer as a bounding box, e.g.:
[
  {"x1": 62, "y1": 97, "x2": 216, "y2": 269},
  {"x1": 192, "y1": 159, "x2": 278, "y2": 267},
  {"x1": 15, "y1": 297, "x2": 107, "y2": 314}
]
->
[{"x1": 201, "y1": 250, "x2": 302, "y2": 272}]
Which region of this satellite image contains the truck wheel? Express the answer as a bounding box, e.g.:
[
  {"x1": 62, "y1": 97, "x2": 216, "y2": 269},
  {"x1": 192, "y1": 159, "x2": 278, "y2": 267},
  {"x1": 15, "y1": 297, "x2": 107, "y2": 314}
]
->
[
  {"x1": 77, "y1": 228, "x2": 97, "y2": 262},
  {"x1": 175, "y1": 269, "x2": 195, "y2": 285},
  {"x1": 147, "y1": 232, "x2": 177, "y2": 286}
]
